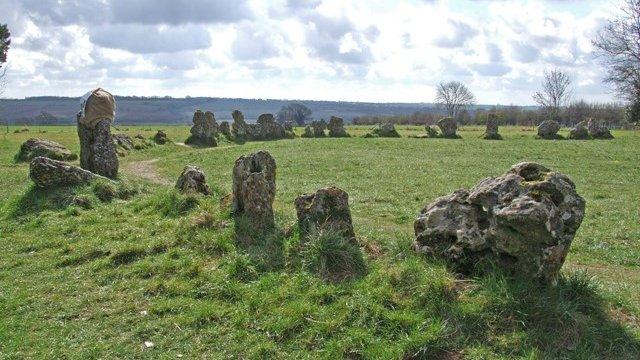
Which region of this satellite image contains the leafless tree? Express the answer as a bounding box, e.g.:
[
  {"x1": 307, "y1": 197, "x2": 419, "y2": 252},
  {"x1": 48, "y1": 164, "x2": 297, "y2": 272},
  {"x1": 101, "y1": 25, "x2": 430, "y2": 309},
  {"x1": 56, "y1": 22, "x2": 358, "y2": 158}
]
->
[
  {"x1": 593, "y1": 0, "x2": 640, "y2": 122},
  {"x1": 532, "y1": 68, "x2": 572, "y2": 121},
  {"x1": 435, "y1": 81, "x2": 476, "y2": 119}
]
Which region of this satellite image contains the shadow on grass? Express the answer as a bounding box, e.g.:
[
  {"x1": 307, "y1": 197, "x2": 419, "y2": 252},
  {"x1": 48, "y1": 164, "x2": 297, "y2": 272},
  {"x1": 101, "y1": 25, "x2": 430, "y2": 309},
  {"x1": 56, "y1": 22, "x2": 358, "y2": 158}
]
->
[
  {"x1": 231, "y1": 214, "x2": 286, "y2": 277},
  {"x1": 407, "y1": 270, "x2": 640, "y2": 359},
  {"x1": 8, "y1": 185, "x2": 85, "y2": 218}
]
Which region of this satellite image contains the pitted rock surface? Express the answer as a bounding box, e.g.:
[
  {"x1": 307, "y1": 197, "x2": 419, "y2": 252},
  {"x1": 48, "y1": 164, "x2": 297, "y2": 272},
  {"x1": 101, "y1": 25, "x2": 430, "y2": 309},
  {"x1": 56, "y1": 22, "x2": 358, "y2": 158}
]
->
[
  {"x1": 587, "y1": 119, "x2": 614, "y2": 139},
  {"x1": 437, "y1": 117, "x2": 458, "y2": 138},
  {"x1": 537, "y1": 120, "x2": 561, "y2": 139},
  {"x1": 483, "y1": 114, "x2": 501, "y2": 140},
  {"x1": 295, "y1": 186, "x2": 356, "y2": 242},
  {"x1": 413, "y1": 162, "x2": 585, "y2": 282},
  {"x1": 77, "y1": 118, "x2": 118, "y2": 179},
  {"x1": 17, "y1": 138, "x2": 77, "y2": 162},
  {"x1": 328, "y1": 116, "x2": 349, "y2": 137},
  {"x1": 175, "y1": 165, "x2": 211, "y2": 195},
  {"x1": 232, "y1": 151, "x2": 277, "y2": 231},
  {"x1": 569, "y1": 121, "x2": 589, "y2": 140},
  {"x1": 186, "y1": 110, "x2": 218, "y2": 146},
  {"x1": 30, "y1": 156, "x2": 96, "y2": 188}
]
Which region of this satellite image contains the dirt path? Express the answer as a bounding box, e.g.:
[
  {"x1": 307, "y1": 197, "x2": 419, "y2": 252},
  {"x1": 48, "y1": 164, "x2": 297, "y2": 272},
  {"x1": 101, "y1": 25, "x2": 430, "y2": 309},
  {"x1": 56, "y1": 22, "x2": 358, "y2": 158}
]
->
[{"x1": 122, "y1": 158, "x2": 170, "y2": 185}]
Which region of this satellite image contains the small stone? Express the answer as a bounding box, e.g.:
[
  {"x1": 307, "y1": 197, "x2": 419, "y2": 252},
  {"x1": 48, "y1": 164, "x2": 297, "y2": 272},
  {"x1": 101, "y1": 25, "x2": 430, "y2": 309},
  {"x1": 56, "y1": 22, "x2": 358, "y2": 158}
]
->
[
  {"x1": 144, "y1": 341, "x2": 154, "y2": 348},
  {"x1": 537, "y1": 120, "x2": 562, "y2": 139},
  {"x1": 367, "y1": 122, "x2": 400, "y2": 137},
  {"x1": 153, "y1": 130, "x2": 168, "y2": 144},
  {"x1": 16, "y1": 138, "x2": 78, "y2": 162},
  {"x1": 437, "y1": 117, "x2": 458, "y2": 138},
  {"x1": 587, "y1": 118, "x2": 614, "y2": 139},
  {"x1": 569, "y1": 121, "x2": 589, "y2": 140},
  {"x1": 295, "y1": 186, "x2": 356, "y2": 243},
  {"x1": 30, "y1": 156, "x2": 96, "y2": 188},
  {"x1": 175, "y1": 165, "x2": 211, "y2": 195}
]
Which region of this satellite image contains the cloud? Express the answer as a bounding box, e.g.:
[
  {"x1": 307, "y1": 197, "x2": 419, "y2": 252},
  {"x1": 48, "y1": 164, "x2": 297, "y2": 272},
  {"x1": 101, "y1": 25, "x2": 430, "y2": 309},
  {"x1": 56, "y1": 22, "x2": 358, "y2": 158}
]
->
[
  {"x1": 89, "y1": 24, "x2": 211, "y2": 53},
  {"x1": 433, "y1": 19, "x2": 479, "y2": 48},
  {"x1": 511, "y1": 41, "x2": 540, "y2": 63},
  {"x1": 470, "y1": 63, "x2": 512, "y2": 77},
  {"x1": 109, "y1": 0, "x2": 252, "y2": 25},
  {"x1": 303, "y1": 13, "x2": 374, "y2": 64},
  {"x1": 232, "y1": 23, "x2": 284, "y2": 61}
]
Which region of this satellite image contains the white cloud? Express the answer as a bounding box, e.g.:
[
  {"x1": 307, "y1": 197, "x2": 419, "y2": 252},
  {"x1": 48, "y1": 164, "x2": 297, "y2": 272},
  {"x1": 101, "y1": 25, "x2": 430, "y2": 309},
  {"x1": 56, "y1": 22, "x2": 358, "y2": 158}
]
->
[{"x1": 0, "y1": 0, "x2": 620, "y2": 105}]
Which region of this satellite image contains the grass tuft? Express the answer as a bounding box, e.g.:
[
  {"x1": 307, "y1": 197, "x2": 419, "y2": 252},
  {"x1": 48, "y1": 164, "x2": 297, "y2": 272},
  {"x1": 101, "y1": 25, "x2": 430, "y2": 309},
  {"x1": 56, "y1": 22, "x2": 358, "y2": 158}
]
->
[{"x1": 300, "y1": 227, "x2": 367, "y2": 282}]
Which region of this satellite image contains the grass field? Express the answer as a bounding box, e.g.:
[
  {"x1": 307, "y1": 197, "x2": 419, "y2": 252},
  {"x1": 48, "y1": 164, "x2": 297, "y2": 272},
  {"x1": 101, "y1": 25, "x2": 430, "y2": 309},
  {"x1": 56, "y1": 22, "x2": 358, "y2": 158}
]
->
[{"x1": 1, "y1": 124, "x2": 639, "y2": 359}]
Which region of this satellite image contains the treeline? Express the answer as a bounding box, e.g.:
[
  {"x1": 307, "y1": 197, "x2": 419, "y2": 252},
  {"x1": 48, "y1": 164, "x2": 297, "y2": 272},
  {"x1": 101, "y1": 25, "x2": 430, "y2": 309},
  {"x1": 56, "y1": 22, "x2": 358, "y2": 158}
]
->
[{"x1": 353, "y1": 101, "x2": 631, "y2": 127}]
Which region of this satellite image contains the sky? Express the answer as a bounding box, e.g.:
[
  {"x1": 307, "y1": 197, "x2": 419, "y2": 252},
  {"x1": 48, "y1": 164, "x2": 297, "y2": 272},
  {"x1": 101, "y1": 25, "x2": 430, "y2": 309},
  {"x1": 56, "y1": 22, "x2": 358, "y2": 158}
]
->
[{"x1": 0, "y1": 0, "x2": 622, "y2": 105}]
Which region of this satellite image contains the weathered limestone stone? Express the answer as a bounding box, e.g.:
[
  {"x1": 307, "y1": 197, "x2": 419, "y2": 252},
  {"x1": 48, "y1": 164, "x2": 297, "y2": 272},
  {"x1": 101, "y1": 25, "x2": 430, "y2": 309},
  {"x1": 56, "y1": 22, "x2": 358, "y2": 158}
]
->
[
  {"x1": 16, "y1": 138, "x2": 77, "y2": 162},
  {"x1": 425, "y1": 125, "x2": 439, "y2": 138},
  {"x1": 78, "y1": 118, "x2": 119, "y2": 179},
  {"x1": 302, "y1": 125, "x2": 314, "y2": 138},
  {"x1": 437, "y1": 117, "x2": 458, "y2": 138},
  {"x1": 113, "y1": 133, "x2": 135, "y2": 151},
  {"x1": 413, "y1": 162, "x2": 585, "y2": 283},
  {"x1": 587, "y1": 118, "x2": 614, "y2": 139},
  {"x1": 327, "y1": 116, "x2": 349, "y2": 137},
  {"x1": 367, "y1": 122, "x2": 400, "y2": 137},
  {"x1": 255, "y1": 113, "x2": 285, "y2": 140},
  {"x1": 569, "y1": 121, "x2": 589, "y2": 140},
  {"x1": 311, "y1": 120, "x2": 327, "y2": 137},
  {"x1": 295, "y1": 186, "x2": 356, "y2": 242},
  {"x1": 219, "y1": 121, "x2": 231, "y2": 137},
  {"x1": 537, "y1": 120, "x2": 562, "y2": 139},
  {"x1": 483, "y1": 113, "x2": 502, "y2": 140},
  {"x1": 175, "y1": 165, "x2": 211, "y2": 195},
  {"x1": 29, "y1": 156, "x2": 96, "y2": 188},
  {"x1": 231, "y1": 110, "x2": 250, "y2": 141},
  {"x1": 154, "y1": 130, "x2": 168, "y2": 144},
  {"x1": 232, "y1": 151, "x2": 277, "y2": 232},
  {"x1": 186, "y1": 110, "x2": 218, "y2": 146}
]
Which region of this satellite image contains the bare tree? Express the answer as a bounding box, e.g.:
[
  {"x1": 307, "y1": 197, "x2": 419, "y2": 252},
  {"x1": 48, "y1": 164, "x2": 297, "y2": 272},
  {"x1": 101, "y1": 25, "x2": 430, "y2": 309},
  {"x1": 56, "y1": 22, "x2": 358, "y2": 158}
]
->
[
  {"x1": 435, "y1": 81, "x2": 476, "y2": 119},
  {"x1": 0, "y1": 24, "x2": 10, "y2": 97},
  {"x1": 592, "y1": 0, "x2": 640, "y2": 122},
  {"x1": 532, "y1": 68, "x2": 572, "y2": 121}
]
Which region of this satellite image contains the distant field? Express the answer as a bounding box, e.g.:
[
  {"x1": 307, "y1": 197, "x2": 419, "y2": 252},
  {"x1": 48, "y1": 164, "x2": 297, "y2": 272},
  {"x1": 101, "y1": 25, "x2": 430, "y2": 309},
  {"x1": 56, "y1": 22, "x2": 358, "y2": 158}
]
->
[{"x1": 1, "y1": 125, "x2": 639, "y2": 358}]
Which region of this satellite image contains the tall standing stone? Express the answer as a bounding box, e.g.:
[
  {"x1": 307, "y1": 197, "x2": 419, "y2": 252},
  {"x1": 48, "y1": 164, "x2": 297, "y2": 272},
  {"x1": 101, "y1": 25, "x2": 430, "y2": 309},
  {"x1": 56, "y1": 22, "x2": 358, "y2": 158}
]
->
[
  {"x1": 77, "y1": 88, "x2": 119, "y2": 179},
  {"x1": 186, "y1": 110, "x2": 218, "y2": 146},
  {"x1": 231, "y1": 110, "x2": 250, "y2": 141},
  {"x1": 328, "y1": 116, "x2": 349, "y2": 137},
  {"x1": 231, "y1": 151, "x2": 277, "y2": 232},
  {"x1": 483, "y1": 113, "x2": 502, "y2": 140}
]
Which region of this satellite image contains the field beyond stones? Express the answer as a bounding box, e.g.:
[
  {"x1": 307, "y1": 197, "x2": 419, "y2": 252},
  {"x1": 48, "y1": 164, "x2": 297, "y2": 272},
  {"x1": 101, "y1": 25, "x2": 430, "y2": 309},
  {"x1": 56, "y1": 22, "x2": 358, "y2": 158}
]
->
[{"x1": 1, "y1": 125, "x2": 639, "y2": 358}]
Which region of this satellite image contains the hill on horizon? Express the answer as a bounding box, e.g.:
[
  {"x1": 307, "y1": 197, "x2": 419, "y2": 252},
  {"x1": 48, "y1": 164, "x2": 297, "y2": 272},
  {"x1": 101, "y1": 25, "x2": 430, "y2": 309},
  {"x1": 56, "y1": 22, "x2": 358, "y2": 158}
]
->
[{"x1": 0, "y1": 96, "x2": 518, "y2": 125}]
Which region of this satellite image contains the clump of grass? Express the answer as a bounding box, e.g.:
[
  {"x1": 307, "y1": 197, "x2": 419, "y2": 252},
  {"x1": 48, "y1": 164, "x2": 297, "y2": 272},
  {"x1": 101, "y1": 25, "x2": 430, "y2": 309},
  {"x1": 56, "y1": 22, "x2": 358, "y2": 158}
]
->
[
  {"x1": 92, "y1": 181, "x2": 118, "y2": 202},
  {"x1": 225, "y1": 253, "x2": 258, "y2": 282},
  {"x1": 300, "y1": 227, "x2": 366, "y2": 282},
  {"x1": 146, "y1": 190, "x2": 200, "y2": 217}
]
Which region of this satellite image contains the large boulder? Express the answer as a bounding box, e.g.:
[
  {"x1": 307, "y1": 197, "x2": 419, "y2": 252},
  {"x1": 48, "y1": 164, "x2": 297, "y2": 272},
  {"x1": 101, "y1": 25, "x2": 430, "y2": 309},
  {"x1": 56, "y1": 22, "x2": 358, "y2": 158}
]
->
[
  {"x1": 295, "y1": 186, "x2": 356, "y2": 242},
  {"x1": 569, "y1": 121, "x2": 589, "y2": 140},
  {"x1": 587, "y1": 119, "x2": 614, "y2": 139},
  {"x1": 77, "y1": 88, "x2": 119, "y2": 179},
  {"x1": 483, "y1": 113, "x2": 501, "y2": 140},
  {"x1": 232, "y1": 151, "x2": 277, "y2": 232},
  {"x1": 366, "y1": 122, "x2": 400, "y2": 137},
  {"x1": 437, "y1": 117, "x2": 458, "y2": 138},
  {"x1": 328, "y1": 116, "x2": 349, "y2": 137},
  {"x1": 537, "y1": 120, "x2": 562, "y2": 139},
  {"x1": 175, "y1": 165, "x2": 211, "y2": 195},
  {"x1": 16, "y1": 138, "x2": 77, "y2": 162},
  {"x1": 255, "y1": 113, "x2": 286, "y2": 140},
  {"x1": 29, "y1": 156, "x2": 96, "y2": 188},
  {"x1": 186, "y1": 110, "x2": 217, "y2": 146},
  {"x1": 413, "y1": 162, "x2": 585, "y2": 283}
]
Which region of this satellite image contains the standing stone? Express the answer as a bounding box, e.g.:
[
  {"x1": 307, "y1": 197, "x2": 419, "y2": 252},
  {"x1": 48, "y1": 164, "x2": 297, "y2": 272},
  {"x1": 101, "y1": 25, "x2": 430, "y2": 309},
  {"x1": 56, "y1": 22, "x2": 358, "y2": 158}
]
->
[
  {"x1": 175, "y1": 165, "x2": 211, "y2": 195},
  {"x1": 16, "y1": 138, "x2": 77, "y2": 162},
  {"x1": 255, "y1": 113, "x2": 285, "y2": 140},
  {"x1": 311, "y1": 120, "x2": 327, "y2": 137},
  {"x1": 231, "y1": 110, "x2": 250, "y2": 141},
  {"x1": 186, "y1": 110, "x2": 217, "y2": 146},
  {"x1": 231, "y1": 151, "x2": 277, "y2": 232},
  {"x1": 437, "y1": 117, "x2": 458, "y2": 138},
  {"x1": 587, "y1": 118, "x2": 614, "y2": 139},
  {"x1": 425, "y1": 125, "x2": 439, "y2": 138},
  {"x1": 30, "y1": 156, "x2": 96, "y2": 188},
  {"x1": 569, "y1": 121, "x2": 589, "y2": 140},
  {"x1": 483, "y1": 113, "x2": 501, "y2": 140},
  {"x1": 327, "y1": 116, "x2": 349, "y2": 137},
  {"x1": 413, "y1": 162, "x2": 585, "y2": 283},
  {"x1": 367, "y1": 122, "x2": 400, "y2": 137},
  {"x1": 295, "y1": 186, "x2": 356, "y2": 243},
  {"x1": 154, "y1": 130, "x2": 169, "y2": 144},
  {"x1": 219, "y1": 121, "x2": 231, "y2": 138},
  {"x1": 537, "y1": 120, "x2": 562, "y2": 139},
  {"x1": 302, "y1": 125, "x2": 314, "y2": 138}
]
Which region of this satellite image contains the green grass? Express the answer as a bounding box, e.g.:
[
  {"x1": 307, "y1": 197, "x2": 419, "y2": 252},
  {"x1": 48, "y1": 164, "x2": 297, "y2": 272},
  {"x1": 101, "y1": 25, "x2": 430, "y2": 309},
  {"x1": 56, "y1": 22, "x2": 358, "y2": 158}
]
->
[{"x1": 0, "y1": 125, "x2": 639, "y2": 358}]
